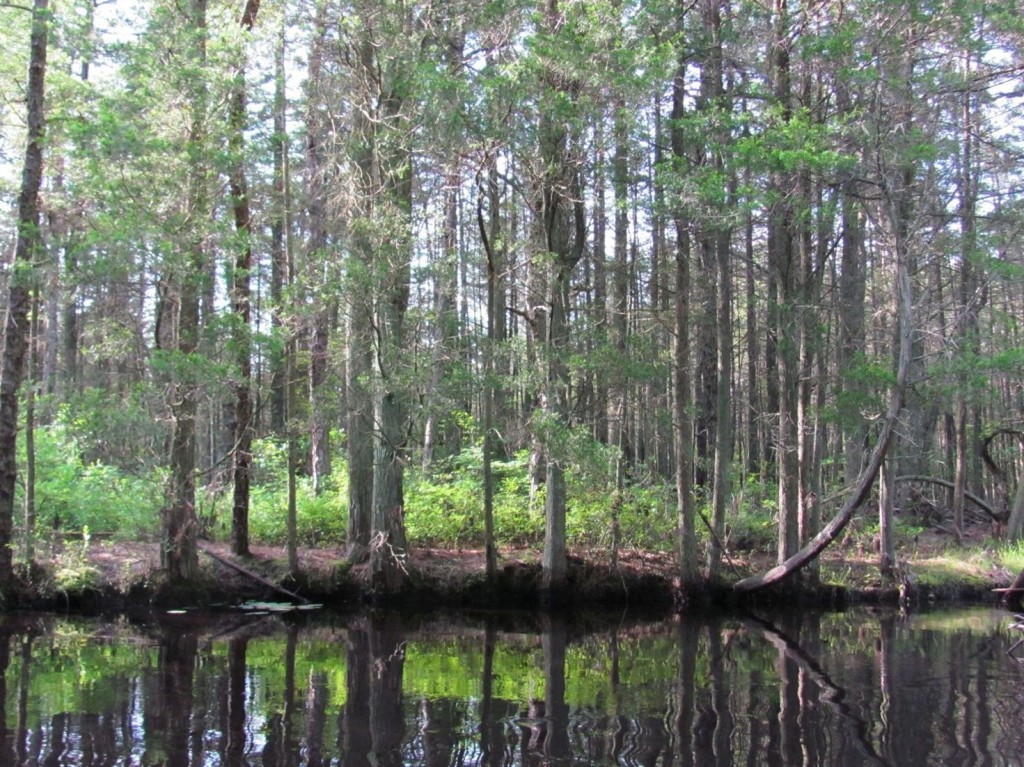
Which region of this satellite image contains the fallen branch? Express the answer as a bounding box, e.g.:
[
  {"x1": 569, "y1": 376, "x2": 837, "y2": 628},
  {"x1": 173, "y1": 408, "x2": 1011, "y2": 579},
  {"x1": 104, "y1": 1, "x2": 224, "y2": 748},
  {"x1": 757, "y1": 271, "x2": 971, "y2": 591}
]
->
[
  {"x1": 895, "y1": 475, "x2": 999, "y2": 521},
  {"x1": 197, "y1": 542, "x2": 309, "y2": 604}
]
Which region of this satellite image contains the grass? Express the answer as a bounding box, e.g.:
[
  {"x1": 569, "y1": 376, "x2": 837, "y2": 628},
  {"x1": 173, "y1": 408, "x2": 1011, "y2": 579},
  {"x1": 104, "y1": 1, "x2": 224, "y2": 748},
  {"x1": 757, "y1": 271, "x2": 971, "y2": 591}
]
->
[
  {"x1": 811, "y1": 521, "x2": 1023, "y2": 594},
  {"x1": 996, "y1": 539, "x2": 1024, "y2": 575}
]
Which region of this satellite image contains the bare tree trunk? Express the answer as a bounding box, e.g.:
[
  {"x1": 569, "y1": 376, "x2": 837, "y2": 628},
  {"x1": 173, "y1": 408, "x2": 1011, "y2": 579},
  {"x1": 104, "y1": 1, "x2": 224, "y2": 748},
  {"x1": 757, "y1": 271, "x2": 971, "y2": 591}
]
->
[
  {"x1": 308, "y1": 310, "x2": 332, "y2": 495},
  {"x1": 286, "y1": 322, "x2": 299, "y2": 575},
  {"x1": 346, "y1": 309, "x2": 373, "y2": 561},
  {"x1": 590, "y1": 120, "x2": 608, "y2": 446},
  {"x1": 342, "y1": 7, "x2": 372, "y2": 563},
  {"x1": 838, "y1": 177, "x2": 867, "y2": 486},
  {"x1": 879, "y1": 457, "x2": 896, "y2": 577},
  {"x1": 609, "y1": 85, "x2": 629, "y2": 467},
  {"x1": 744, "y1": 190, "x2": 760, "y2": 478},
  {"x1": 349, "y1": 4, "x2": 414, "y2": 594},
  {"x1": 54, "y1": 3, "x2": 93, "y2": 402},
  {"x1": 1006, "y1": 467, "x2": 1024, "y2": 541},
  {"x1": 24, "y1": 300, "x2": 39, "y2": 561}
]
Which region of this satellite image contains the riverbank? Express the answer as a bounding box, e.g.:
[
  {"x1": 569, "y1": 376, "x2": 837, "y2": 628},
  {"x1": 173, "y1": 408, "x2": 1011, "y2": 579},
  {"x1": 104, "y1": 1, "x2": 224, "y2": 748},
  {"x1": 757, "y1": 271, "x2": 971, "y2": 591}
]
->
[{"x1": 8, "y1": 525, "x2": 1020, "y2": 614}]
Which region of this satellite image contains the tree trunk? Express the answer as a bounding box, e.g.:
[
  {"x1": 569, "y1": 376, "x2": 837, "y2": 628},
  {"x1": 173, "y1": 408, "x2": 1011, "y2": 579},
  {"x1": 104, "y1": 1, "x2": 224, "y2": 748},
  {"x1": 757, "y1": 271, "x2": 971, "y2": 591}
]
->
[
  {"x1": 879, "y1": 457, "x2": 896, "y2": 578},
  {"x1": 227, "y1": 0, "x2": 260, "y2": 556},
  {"x1": 479, "y1": 163, "x2": 502, "y2": 581},
  {"x1": 346, "y1": 310, "x2": 373, "y2": 561},
  {"x1": 308, "y1": 309, "x2": 332, "y2": 495},
  {"x1": 353, "y1": 4, "x2": 414, "y2": 593},
  {"x1": 1006, "y1": 467, "x2": 1024, "y2": 541},
  {"x1": 952, "y1": 44, "x2": 984, "y2": 540},
  {"x1": 0, "y1": 0, "x2": 48, "y2": 591},
  {"x1": 371, "y1": 387, "x2": 409, "y2": 594},
  {"x1": 609, "y1": 85, "x2": 629, "y2": 466},
  {"x1": 536, "y1": 0, "x2": 585, "y2": 596},
  {"x1": 836, "y1": 80, "x2": 867, "y2": 488},
  {"x1": 342, "y1": 8, "x2": 372, "y2": 563},
  {"x1": 24, "y1": 301, "x2": 39, "y2": 562},
  {"x1": 702, "y1": 0, "x2": 733, "y2": 579},
  {"x1": 744, "y1": 193, "x2": 760, "y2": 478},
  {"x1": 421, "y1": 165, "x2": 460, "y2": 469},
  {"x1": 268, "y1": 21, "x2": 288, "y2": 436},
  {"x1": 305, "y1": 5, "x2": 332, "y2": 498},
  {"x1": 286, "y1": 331, "x2": 299, "y2": 575},
  {"x1": 542, "y1": 256, "x2": 574, "y2": 595},
  {"x1": 671, "y1": 9, "x2": 698, "y2": 585},
  {"x1": 162, "y1": 0, "x2": 208, "y2": 583},
  {"x1": 769, "y1": 0, "x2": 800, "y2": 564}
]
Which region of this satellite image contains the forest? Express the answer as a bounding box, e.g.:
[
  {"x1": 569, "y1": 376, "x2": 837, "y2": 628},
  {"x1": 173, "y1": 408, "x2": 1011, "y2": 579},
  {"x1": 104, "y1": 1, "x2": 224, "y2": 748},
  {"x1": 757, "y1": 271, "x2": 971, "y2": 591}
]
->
[{"x1": 1, "y1": 0, "x2": 1023, "y2": 599}]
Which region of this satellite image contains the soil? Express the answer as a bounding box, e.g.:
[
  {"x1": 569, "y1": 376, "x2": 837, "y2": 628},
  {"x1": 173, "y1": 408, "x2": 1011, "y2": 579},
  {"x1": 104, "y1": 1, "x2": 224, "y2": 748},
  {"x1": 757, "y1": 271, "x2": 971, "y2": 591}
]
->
[{"x1": 11, "y1": 521, "x2": 1018, "y2": 615}]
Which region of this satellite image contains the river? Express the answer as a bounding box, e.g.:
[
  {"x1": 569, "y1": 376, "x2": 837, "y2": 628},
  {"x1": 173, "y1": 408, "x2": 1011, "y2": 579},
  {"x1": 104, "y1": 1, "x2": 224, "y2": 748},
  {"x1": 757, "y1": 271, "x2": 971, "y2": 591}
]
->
[{"x1": 1, "y1": 606, "x2": 1022, "y2": 765}]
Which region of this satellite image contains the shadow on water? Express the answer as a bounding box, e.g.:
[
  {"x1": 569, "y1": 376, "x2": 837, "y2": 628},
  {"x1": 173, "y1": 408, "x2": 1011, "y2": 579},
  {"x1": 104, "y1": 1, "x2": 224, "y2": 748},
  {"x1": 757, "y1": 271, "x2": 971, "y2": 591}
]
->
[{"x1": 1, "y1": 606, "x2": 1023, "y2": 765}]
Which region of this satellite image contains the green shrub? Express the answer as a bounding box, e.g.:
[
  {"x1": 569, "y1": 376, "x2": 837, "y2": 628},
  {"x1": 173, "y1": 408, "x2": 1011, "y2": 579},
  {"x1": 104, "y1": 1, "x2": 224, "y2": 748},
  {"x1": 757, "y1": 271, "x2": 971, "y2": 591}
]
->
[
  {"x1": 52, "y1": 527, "x2": 101, "y2": 592},
  {"x1": 724, "y1": 480, "x2": 777, "y2": 552},
  {"x1": 404, "y1": 449, "x2": 540, "y2": 547},
  {"x1": 404, "y1": 444, "x2": 680, "y2": 551},
  {"x1": 22, "y1": 424, "x2": 163, "y2": 539},
  {"x1": 493, "y1": 458, "x2": 542, "y2": 544},
  {"x1": 244, "y1": 479, "x2": 348, "y2": 545}
]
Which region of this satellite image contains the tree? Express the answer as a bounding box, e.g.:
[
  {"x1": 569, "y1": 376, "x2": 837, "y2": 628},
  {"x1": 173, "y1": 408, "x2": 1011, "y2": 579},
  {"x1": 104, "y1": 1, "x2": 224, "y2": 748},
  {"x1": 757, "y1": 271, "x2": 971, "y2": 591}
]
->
[
  {"x1": 331, "y1": 0, "x2": 419, "y2": 592},
  {"x1": 670, "y1": 0, "x2": 698, "y2": 585},
  {"x1": 160, "y1": 0, "x2": 211, "y2": 582},
  {"x1": 534, "y1": 0, "x2": 586, "y2": 596},
  {"x1": 734, "y1": 0, "x2": 926, "y2": 591},
  {"x1": 304, "y1": 1, "x2": 334, "y2": 500},
  {"x1": 226, "y1": 0, "x2": 262, "y2": 557},
  {"x1": 767, "y1": 0, "x2": 800, "y2": 565},
  {"x1": 0, "y1": 0, "x2": 48, "y2": 591}
]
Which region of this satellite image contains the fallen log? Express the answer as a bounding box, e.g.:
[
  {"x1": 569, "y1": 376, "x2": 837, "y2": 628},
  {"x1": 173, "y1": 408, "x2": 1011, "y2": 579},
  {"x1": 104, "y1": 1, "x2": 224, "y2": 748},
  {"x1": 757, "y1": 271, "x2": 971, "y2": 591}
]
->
[
  {"x1": 998, "y1": 567, "x2": 1024, "y2": 610},
  {"x1": 733, "y1": 197, "x2": 914, "y2": 594},
  {"x1": 197, "y1": 542, "x2": 310, "y2": 604},
  {"x1": 895, "y1": 475, "x2": 999, "y2": 521}
]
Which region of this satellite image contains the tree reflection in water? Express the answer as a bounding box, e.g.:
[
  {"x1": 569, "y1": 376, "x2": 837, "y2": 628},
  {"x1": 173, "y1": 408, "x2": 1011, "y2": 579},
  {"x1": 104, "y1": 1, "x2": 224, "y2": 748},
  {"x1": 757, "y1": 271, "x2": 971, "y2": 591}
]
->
[
  {"x1": 144, "y1": 627, "x2": 198, "y2": 766},
  {"x1": 1, "y1": 608, "x2": 1023, "y2": 765}
]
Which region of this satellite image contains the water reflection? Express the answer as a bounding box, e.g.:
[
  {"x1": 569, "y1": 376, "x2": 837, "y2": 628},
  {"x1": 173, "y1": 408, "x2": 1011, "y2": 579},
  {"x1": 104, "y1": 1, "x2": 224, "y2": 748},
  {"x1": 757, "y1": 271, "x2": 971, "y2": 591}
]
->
[{"x1": 1, "y1": 607, "x2": 1023, "y2": 765}]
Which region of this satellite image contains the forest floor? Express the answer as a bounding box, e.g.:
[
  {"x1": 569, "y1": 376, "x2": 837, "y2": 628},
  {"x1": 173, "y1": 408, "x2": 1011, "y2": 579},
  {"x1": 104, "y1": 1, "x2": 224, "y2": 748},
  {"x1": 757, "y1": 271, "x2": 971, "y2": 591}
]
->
[{"x1": 18, "y1": 518, "x2": 1019, "y2": 614}]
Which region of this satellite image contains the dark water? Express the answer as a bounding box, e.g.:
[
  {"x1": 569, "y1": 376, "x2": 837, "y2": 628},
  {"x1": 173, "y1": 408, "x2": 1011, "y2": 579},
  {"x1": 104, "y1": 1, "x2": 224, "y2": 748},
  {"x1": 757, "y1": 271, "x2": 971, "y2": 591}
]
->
[{"x1": 1, "y1": 606, "x2": 1022, "y2": 766}]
